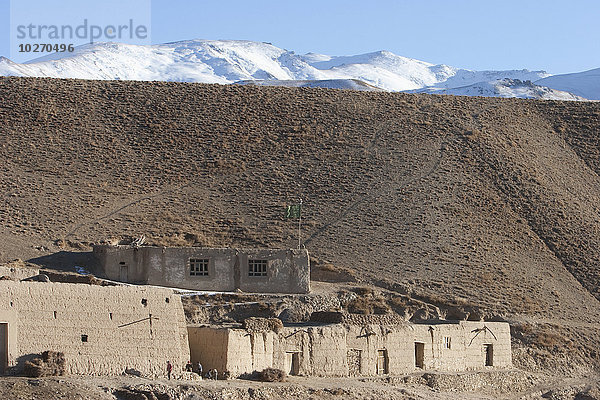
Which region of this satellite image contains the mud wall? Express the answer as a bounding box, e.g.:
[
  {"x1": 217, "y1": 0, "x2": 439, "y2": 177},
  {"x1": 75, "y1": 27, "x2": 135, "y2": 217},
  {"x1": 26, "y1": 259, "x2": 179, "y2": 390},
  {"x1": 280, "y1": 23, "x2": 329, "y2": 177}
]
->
[
  {"x1": 0, "y1": 281, "x2": 189, "y2": 377},
  {"x1": 0, "y1": 265, "x2": 39, "y2": 281},
  {"x1": 345, "y1": 321, "x2": 511, "y2": 375},
  {"x1": 275, "y1": 325, "x2": 348, "y2": 376},
  {"x1": 187, "y1": 321, "x2": 511, "y2": 377}
]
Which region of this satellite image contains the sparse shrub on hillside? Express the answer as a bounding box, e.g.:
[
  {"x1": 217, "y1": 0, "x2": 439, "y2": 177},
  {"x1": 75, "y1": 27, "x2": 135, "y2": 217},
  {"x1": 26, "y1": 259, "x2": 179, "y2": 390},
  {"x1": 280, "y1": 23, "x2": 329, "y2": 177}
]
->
[
  {"x1": 390, "y1": 296, "x2": 407, "y2": 307},
  {"x1": 464, "y1": 129, "x2": 482, "y2": 141},
  {"x1": 353, "y1": 286, "x2": 375, "y2": 297},
  {"x1": 243, "y1": 317, "x2": 283, "y2": 333},
  {"x1": 150, "y1": 231, "x2": 217, "y2": 247},
  {"x1": 310, "y1": 260, "x2": 357, "y2": 283},
  {"x1": 517, "y1": 296, "x2": 543, "y2": 313},
  {"x1": 347, "y1": 286, "x2": 391, "y2": 315},
  {"x1": 512, "y1": 323, "x2": 568, "y2": 351}
]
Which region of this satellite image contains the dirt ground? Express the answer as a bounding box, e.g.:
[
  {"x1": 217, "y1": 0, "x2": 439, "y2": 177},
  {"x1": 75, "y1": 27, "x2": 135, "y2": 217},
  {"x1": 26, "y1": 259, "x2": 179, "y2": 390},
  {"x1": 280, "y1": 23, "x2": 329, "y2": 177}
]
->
[
  {"x1": 0, "y1": 371, "x2": 600, "y2": 400},
  {"x1": 1, "y1": 371, "x2": 599, "y2": 400}
]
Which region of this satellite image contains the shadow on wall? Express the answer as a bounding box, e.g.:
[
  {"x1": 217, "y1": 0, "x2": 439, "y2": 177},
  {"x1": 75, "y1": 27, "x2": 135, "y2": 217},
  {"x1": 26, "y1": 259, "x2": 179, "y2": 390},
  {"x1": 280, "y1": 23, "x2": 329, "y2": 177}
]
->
[
  {"x1": 9, "y1": 352, "x2": 66, "y2": 377},
  {"x1": 27, "y1": 251, "x2": 98, "y2": 274},
  {"x1": 6, "y1": 353, "x2": 39, "y2": 376}
]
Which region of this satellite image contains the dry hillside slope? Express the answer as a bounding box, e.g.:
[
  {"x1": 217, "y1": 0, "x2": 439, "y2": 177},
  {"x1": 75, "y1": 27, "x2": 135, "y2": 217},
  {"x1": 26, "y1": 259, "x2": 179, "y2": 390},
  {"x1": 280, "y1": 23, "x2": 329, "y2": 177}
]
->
[{"x1": 1, "y1": 78, "x2": 600, "y2": 373}]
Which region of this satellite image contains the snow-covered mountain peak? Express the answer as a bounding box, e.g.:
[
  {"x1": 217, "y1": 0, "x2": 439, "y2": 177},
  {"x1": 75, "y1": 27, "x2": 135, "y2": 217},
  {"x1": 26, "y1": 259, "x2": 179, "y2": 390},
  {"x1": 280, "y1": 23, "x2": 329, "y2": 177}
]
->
[
  {"x1": 412, "y1": 78, "x2": 586, "y2": 101},
  {"x1": 0, "y1": 39, "x2": 594, "y2": 100}
]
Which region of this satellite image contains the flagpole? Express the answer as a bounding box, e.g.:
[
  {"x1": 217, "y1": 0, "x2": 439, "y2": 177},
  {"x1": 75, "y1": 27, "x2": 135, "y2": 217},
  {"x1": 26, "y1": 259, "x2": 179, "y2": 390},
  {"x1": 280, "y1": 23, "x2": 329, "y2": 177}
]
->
[{"x1": 298, "y1": 198, "x2": 302, "y2": 249}]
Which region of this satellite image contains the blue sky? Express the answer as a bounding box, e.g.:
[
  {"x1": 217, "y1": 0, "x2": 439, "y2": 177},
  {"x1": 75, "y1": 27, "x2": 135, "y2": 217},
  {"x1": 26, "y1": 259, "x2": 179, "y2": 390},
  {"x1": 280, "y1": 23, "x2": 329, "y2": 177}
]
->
[{"x1": 1, "y1": 0, "x2": 599, "y2": 74}]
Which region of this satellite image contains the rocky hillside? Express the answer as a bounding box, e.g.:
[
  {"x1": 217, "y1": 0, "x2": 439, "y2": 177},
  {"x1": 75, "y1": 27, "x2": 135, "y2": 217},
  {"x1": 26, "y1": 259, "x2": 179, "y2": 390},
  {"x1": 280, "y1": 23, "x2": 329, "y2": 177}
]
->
[{"x1": 1, "y1": 77, "x2": 600, "y2": 372}]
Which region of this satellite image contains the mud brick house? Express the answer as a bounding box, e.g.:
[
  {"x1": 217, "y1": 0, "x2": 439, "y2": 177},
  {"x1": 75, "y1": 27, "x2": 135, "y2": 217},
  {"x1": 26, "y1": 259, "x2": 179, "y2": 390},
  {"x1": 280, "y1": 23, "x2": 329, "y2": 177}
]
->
[
  {"x1": 93, "y1": 245, "x2": 310, "y2": 294},
  {"x1": 187, "y1": 317, "x2": 511, "y2": 378},
  {"x1": 0, "y1": 277, "x2": 511, "y2": 378},
  {"x1": 0, "y1": 280, "x2": 189, "y2": 376}
]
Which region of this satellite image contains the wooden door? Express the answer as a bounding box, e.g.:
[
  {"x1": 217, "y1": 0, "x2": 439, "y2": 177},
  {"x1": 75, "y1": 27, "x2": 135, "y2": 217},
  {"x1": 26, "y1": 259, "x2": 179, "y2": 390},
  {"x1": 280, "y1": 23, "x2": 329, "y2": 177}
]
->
[
  {"x1": 415, "y1": 342, "x2": 424, "y2": 369},
  {"x1": 120, "y1": 264, "x2": 128, "y2": 282},
  {"x1": 0, "y1": 323, "x2": 8, "y2": 374},
  {"x1": 376, "y1": 349, "x2": 388, "y2": 375}
]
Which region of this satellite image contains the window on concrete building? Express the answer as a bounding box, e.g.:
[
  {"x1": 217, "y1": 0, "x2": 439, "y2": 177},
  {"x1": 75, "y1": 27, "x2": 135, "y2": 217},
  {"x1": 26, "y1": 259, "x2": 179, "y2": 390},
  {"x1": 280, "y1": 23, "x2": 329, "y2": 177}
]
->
[
  {"x1": 190, "y1": 259, "x2": 209, "y2": 276},
  {"x1": 248, "y1": 259, "x2": 268, "y2": 277},
  {"x1": 443, "y1": 336, "x2": 451, "y2": 349}
]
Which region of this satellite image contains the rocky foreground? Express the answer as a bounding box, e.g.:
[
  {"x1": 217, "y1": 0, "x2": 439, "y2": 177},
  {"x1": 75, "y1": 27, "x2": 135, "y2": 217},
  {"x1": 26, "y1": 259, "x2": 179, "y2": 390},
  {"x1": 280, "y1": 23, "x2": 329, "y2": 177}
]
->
[{"x1": 1, "y1": 370, "x2": 598, "y2": 400}]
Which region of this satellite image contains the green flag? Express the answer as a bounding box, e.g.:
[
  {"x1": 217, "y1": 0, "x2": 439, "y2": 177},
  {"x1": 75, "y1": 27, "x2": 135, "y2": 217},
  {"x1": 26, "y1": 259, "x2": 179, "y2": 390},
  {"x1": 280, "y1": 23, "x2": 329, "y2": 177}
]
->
[{"x1": 285, "y1": 204, "x2": 301, "y2": 219}]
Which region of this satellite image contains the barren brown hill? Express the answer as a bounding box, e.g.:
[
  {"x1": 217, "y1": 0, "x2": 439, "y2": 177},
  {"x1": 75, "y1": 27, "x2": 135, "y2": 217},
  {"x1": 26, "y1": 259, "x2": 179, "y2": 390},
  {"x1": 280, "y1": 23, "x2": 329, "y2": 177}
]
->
[{"x1": 1, "y1": 77, "x2": 600, "y2": 375}]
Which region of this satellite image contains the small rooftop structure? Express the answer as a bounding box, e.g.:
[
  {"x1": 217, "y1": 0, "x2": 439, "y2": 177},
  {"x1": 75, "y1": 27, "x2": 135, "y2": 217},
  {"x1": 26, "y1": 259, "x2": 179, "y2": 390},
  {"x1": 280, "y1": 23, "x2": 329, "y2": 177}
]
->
[{"x1": 93, "y1": 245, "x2": 310, "y2": 294}]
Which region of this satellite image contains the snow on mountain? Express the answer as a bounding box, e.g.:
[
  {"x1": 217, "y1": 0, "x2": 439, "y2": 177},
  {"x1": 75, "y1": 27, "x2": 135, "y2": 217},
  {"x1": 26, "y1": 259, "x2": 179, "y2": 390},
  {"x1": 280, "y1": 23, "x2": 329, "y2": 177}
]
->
[
  {"x1": 0, "y1": 40, "x2": 299, "y2": 83},
  {"x1": 235, "y1": 79, "x2": 383, "y2": 91},
  {"x1": 535, "y1": 68, "x2": 600, "y2": 100},
  {"x1": 411, "y1": 78, "x2": 586, "y2": 101},
  {"x1": 0, "y1": 39, "x2": 588, "y2": 100}
]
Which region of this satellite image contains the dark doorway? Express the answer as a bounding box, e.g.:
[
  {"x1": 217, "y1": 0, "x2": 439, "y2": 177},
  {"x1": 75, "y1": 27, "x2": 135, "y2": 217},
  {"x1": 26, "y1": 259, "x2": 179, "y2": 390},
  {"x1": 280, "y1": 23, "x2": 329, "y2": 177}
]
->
[
  {"x1": 0, "y1": 323, "x2": 8, "y2": 374},
  {"x1": 376, "y1": 349, "x2": 388, "y2": 375},
  {"x1": 286, "y1": 352, "x2": 299, "y2": 375},
  {"x1": 484, "y1": 344, "x2": 493, "y2": 366},
  {"x1": 415, "y1": 342, "x2": 425, "y2": 369},
  {"x1": 119, "y1": 263, "x2": 128, "y2": 282}
]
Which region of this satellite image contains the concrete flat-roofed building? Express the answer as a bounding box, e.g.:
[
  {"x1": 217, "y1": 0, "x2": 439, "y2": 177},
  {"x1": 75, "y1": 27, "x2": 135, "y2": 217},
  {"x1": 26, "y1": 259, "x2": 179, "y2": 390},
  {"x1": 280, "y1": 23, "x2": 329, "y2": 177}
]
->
[
  {"x1": 187, "y1": 319, "x2": 511, "y2": 378},
  {"x1": 93, "y1": 245, "x2": 310, "y2": 294}
]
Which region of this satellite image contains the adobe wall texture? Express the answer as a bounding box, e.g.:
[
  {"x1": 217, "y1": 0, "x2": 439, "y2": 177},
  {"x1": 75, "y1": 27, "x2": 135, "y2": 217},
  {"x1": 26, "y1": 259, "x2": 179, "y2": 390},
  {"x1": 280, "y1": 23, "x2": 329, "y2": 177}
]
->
[
  {"x1": 0, "y1": 281, "x2": 189, "y2": 377},
  {"x1": 93, "y1": 245, "x2": 310, "y2": 294},
  {"x1": 187, "y1": 320, "x2": 511, "y2": 378},
  {"x1": 275, "y1": 325, "x2": 348, "y2": 376},
  {"x1": 344, "y1": 321, "x2": 511, "y2": 375}
]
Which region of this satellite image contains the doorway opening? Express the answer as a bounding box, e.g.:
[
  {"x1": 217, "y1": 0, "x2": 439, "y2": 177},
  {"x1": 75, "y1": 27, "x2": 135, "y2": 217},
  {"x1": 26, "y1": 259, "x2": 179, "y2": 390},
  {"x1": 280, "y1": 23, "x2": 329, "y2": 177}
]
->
[
  {"x1": 286, "y1": 352, "x2": 300, "y2": 375},
  {"x1": 0, "y1": 323, "x2": 8, "y2": 374},
  {"x1": 376, "y1": 349, "x2": 389, "y2": 375},
  {"x1": 119, "y1": 262, "x2": 128, "y2": 282},
  {"x1": 484, "y1": 344, "x2": 493, "y2": 366},
  {"x1": 415, "y1": 342, "x2": 425, "y2": 369}
]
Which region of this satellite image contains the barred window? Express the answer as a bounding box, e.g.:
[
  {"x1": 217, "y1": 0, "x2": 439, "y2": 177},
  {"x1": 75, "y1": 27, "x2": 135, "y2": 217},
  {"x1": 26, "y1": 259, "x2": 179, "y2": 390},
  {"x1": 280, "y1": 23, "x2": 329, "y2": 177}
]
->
[
  {"x1": 248, "y1": 259, "x2": 268, "y2": 277},
  {"x1": 444, "y1": 336, "x2": 451, "y2": 349},
  {"x1": 190, "y1": 259, "x2": 209, "y2": 276}
]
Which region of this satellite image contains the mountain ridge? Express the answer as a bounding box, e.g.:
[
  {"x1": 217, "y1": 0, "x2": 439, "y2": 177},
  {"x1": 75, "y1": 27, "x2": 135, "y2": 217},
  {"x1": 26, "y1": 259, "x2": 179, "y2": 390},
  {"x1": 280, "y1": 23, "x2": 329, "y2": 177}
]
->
[{"x1": 2, "y1": 39, "x2": 591, "y2": 100}]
